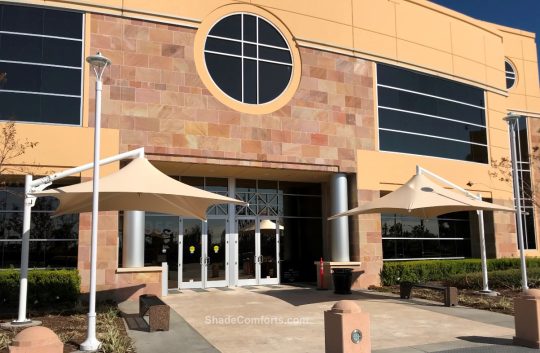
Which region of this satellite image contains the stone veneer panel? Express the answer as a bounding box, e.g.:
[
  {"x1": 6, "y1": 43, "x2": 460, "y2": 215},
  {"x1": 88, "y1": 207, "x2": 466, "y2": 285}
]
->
[
  {"x1": 493, "y1": 198, "x2": 519, "y2": 258},
  {"x1": 89, "y1": 14, "x2": 375, "y2": 173},
  {"x1": 351, "y1": 189, "x2": 382, "y2": 288}
]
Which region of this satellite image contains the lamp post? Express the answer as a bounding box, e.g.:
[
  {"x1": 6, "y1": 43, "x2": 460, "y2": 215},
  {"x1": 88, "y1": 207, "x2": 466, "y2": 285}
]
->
[
  {"x1": 80, "y1": 52, "x2": 111, "y2": 351},
  {"x1": 504, "y1": 112, "x2": 528, "y2": 291}
]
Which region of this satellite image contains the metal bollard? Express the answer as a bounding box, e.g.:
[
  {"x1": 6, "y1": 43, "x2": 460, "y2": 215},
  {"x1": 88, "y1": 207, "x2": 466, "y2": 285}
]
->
[
  {"x1": 324, "y1": 300, "x2": 371, "y2": 353},
  {"x1": 514, "y1": 289, "x2": 540, "y2": 348}
]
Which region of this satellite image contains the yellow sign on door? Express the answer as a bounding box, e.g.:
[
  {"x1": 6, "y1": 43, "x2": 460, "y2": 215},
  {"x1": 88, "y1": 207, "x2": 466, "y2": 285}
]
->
[{"x1": 189, "y1": 245, "x2": 195, "y2": 254}]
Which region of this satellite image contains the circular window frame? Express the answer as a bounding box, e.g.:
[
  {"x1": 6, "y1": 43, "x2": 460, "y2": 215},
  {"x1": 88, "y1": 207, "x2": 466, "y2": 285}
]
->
[
  {"x1": 505, "y1": 58, "x2": 517, "y2": 90},
  {"x1": 194, "y1": 4, "x2": 301, "y2": 114}
]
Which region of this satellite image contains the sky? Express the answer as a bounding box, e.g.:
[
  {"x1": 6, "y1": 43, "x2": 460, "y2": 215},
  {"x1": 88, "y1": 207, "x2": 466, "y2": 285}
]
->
[{"x1": 431, "y1": 0, "x2": 540, "y2": 71}]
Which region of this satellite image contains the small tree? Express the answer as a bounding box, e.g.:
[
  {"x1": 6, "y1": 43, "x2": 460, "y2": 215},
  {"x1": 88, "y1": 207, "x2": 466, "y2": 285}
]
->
[
  {"x1": 0, "y1": 122, "x2": 39, "y2": 186},
  {"x1": 488, "y1": 130, "x2": 540, "y2": 208}
]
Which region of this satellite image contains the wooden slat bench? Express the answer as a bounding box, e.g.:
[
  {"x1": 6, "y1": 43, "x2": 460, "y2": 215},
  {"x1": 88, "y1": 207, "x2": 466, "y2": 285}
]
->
[
  {"x1": 400, "y1": 282, "x2": 458, "y2": 307},
  {"x1": 139, "y1": 294, "x2": 170, "y2": 331}
]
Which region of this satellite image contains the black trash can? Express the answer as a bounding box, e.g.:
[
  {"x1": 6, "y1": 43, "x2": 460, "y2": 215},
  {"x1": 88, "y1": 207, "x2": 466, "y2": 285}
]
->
[{"x1": 332, "y1": 268, "x2": 353, "y2": 294}]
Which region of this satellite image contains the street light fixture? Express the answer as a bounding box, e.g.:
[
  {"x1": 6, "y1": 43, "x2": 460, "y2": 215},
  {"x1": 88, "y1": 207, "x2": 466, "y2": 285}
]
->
[
  {"x1": 504, "y1": 112, "x2": 529, "y2": 291},
  {"x1": 80, "y1": 52, "x2": 111, "y2": 351}
]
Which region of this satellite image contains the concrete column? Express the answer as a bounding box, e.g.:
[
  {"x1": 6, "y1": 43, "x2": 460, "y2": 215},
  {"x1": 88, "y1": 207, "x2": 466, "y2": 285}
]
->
[
  {"x1": 330, "y1": 173, "x2": 350, "y2": 262},
  {"x1": 122, "y1": 210, "x2": 145, "y2": 268}
]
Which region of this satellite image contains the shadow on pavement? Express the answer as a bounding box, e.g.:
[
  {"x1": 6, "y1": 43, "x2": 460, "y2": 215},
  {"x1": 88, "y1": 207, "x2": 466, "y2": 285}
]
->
[
  {"x1": 457, "y1": 336, "x2": 514, "y2": 346},
  {"x1": 256, "y1": 286, "x2": 402, "y2": 306},
  {"x1": 122, "y1": 312, "x2": 150, "y2": 332}
]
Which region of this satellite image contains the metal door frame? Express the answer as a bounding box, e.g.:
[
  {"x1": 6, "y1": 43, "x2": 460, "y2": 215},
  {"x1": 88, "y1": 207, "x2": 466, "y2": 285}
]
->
[{"x1": 235, "y1": 216, "x2": 280, "y2": 286}]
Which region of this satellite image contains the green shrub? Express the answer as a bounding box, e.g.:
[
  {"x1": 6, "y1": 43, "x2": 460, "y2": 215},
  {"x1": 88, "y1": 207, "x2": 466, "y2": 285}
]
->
[
  {"x1": 445, "y1": 267, "x2": 540, "y2": 290},
  {"x1": 380, "y1": 258, "x2": 540, "y2": 286},
  {"x1": 0, "y1": 269, "x2": 80, "y2": 308}
]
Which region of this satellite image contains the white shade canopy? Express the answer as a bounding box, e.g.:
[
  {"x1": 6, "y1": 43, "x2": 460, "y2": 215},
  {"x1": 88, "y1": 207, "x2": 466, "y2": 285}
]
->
[
  {"x1": 242, "y1": 219, "x2": 284, "y2": 231},
  {"x1": 33, "y1": 158, "x2": 246, "y2": 220},
  {"x1": 329, "y1": 173, "x2": 515, "y2": 220}
]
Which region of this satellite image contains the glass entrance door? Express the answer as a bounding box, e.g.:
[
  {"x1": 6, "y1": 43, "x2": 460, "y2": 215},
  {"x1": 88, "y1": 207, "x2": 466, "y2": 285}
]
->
[
  {"x1": 179, "y1": 219, "x2": 203, "y2": 289},
  {"x1": 179, "y1": 218, "x2": 229, "y2": 289},
  {"x1": 258, "y1": 218, "x2": 280, "y2": 285},
  {"x1": 236, "y1": 217, "x2": 280, "y2": 286},
  {"x1": 205, "y1": 218, "x2": 228, "y2": 288}
]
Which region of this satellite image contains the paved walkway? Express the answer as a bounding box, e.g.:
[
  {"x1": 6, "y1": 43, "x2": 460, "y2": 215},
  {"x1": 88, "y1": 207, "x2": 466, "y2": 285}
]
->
[{"x1": 121, "y1": 285, "x2": 539, "y2": 353}]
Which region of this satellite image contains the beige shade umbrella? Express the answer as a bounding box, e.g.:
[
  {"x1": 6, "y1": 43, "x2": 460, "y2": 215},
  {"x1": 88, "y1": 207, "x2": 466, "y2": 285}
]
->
[
  {"x1": 328, "y1": 173, "x2": 515, "y2": 220},
  {"x1": 33, "y1": 158, "x2": 246, "y2": 219},
  {"x1": 242, "y1": 219, "x2": 284, "y2": 231}
]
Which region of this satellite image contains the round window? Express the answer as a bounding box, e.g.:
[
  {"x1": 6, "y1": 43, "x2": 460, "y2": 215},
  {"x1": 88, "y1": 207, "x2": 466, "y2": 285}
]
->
[
  {"x1": 505, "y1": 59, "x2": 516, "y2": 89},
  {"x1": 204, "y1": 13, "x2": 293, "y2": 105}
]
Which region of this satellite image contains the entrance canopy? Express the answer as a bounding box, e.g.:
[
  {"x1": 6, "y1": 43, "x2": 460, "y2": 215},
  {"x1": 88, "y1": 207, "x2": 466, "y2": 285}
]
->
[
  {"x1": 33, "y1": 158, "x2": 246, "y2": 220},
  {"x1": 329, "y1": 173, "x2": 515, "y2": 219}
]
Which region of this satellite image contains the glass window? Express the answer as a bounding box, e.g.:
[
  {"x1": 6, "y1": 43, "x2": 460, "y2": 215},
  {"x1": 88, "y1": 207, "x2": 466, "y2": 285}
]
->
[
  {"x1": 204, "y1": 13, "x2": 293, "y2": 104},
  {"x1": 377, "y1": 64, "x2": 488, "y2": 164},
  {"x1": 514, "y1": 117, "x2": 536, "y2": 249},
  {"x1": 379, "y1": 130, "x2": 488, "y2": 163},
  {"x1": 382, "y1": 211, "x2": 472, "y2": 259},
  {"x1": 0, "y1": 4, "x2": 83, "y2": 126},
  {"x1": 505, "y1": 60, "x2": 516, "y2": 90},
  {"x1": 0, "y1": 182, "x2": 79, "y2": 268}
]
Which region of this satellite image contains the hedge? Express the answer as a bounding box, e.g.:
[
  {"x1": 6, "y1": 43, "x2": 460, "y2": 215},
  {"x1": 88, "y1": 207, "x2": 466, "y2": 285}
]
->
[
  {"x1": 0, "y1": 269, "x2": 80, "y2": 308},
  {"x1": 445, "y1": 268, "x2": 540, "y2": 290},
  {"x1": 380, "y1": 258, "x2": 540, "y2": 286}
]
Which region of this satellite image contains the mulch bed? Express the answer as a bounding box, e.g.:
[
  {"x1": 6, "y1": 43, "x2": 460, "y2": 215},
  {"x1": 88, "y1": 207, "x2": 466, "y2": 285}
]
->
[
  {"x1": 0, "y1": 305, "x2": 129, "y2": 353},
  {"x1": 372, "y1": 285, "x2": 519, "y2": 315}
]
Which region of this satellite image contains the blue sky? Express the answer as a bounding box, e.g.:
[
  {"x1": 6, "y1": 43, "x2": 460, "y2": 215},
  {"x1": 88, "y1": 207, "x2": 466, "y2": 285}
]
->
[{"x1": 431, "y1": 0, "x2": 540, "y2": 70}]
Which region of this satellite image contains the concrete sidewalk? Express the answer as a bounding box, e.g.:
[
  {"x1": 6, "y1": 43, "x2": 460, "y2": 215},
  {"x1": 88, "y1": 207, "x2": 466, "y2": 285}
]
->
[
  {"x1": 121, "y1": 285, "x2": 538, "y2": 353},
  {"x1": 118, "y1": 300, "x2": 219, "y2": 353}
]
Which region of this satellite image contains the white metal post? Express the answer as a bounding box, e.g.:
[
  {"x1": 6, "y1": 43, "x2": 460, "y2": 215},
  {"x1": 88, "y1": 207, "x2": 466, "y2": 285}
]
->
[
  {"x1": 507, "y1": 116, "x2": 529, "y2": 290},
  {"x1": 13, "y1": 175, "x2": 33, "y2": 324},
  {"x1": 417, "y1": 166, "x2": 494, "y2": 294},
  {"x1": 477, "y1": 206, "x2": 490, "y2": 293},
  {"x1": 80, "y1": 76, "x2": 103, "y2": 351}
]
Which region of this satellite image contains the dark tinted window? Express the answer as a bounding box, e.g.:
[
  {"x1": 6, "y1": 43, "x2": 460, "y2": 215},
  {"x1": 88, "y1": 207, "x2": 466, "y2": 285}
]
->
[
  {"x1": 0, "y1": 5, "x2": 82, "y2": 39},
  {"x1": 209, "y1": 14, "x2": 241, "y2": 39},
  {"x1": 379, "y1": 130, "x2": 488, "y2": 163},
  {"x1": 204, "y1": 13, "x2": 292, "y2": 105},
  {"x1": 205, "y1": 53, "x2": 242, "y2": 102},
  {"x1": 505, "y1": 60, "x2": 516, "y2": 89},
  {"x1": 379, "y1": 108, "x2": 487, "y2": 144},
  {"x1": 377, "y1": 64, "x2": 484, "y2": 106},
  {"x1": 258, "y1": 18, "x2": 287, "y2": 48},
  {"x1": 377, "y1": 64, "x2": 488, "y2": 163},
  {"x1": 0, "y1": 4, "x2": 82, "y2": 125},
  {"x1": 259, "y1": 62, "x2": 291, "y2": 104},
  {"x1": 378, "y1": 86, "x2": 486, "y2": 126},
  {"x1": 0, "y1": 92, "x2": 81, "y2": 125}
]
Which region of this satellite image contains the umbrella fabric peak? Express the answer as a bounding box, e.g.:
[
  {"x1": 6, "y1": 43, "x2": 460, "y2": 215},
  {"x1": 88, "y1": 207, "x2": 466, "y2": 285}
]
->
[
  {"x1": 328, "y1": 173, "x2": 515, "y2": 220},
  {"x1": 32, "y1": 158, "x2": 247, "y2": 220}
]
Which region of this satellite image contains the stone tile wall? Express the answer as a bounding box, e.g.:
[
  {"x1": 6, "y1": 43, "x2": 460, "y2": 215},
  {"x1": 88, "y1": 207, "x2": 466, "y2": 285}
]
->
[{"x1": 89, "y1": 14, "x2": 375, "y2": 174}]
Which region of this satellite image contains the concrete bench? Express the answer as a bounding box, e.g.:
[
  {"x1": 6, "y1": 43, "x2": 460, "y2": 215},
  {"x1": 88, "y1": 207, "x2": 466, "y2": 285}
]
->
[
  {"x1": 139, "y1": 294, "x2": 170, "y2": 331},
  {"x1": 400, "y1": 282, "x2": 458, "y2": 307}
]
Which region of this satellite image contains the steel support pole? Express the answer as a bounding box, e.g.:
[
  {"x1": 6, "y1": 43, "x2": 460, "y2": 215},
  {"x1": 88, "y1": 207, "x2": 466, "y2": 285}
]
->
[
  {"x1": 13, "y1": 175, "x2": 33, "y2": 324},
  {"x1": 507, "y1": 117, "x2": 529, "y2": 290},
  {"x1": 330, "y1": 173, "x2": 350, "y2": 262},
  {"x1": 80, "y1": 79, "x2": 103, "y2": 351}
]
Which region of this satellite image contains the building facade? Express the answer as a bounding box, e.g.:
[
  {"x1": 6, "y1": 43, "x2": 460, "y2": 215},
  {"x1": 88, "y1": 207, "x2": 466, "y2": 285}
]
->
[{"x1": 1, "y1": 0, "x2": 539, "y2": 299}]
